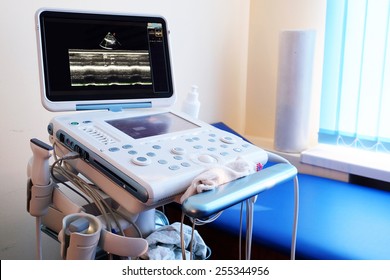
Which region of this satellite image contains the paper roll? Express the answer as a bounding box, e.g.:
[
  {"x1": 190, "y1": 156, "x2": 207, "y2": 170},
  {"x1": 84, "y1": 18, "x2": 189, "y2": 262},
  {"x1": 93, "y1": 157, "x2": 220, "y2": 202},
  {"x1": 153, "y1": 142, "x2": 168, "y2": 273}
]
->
[{"x1": 274, "y1": 30, "x2": 316, "y2": 153}]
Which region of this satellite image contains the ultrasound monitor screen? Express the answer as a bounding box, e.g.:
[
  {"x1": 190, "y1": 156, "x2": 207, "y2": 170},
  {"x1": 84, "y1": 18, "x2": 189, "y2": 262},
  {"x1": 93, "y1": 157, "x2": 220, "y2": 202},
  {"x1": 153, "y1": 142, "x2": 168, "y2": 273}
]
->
[
  {"x1": 38, "y1": 11, "x2": 173, "y2": 102},
  {"x1": 106, "y1": 112, "x2": 199, "y2": 139}
]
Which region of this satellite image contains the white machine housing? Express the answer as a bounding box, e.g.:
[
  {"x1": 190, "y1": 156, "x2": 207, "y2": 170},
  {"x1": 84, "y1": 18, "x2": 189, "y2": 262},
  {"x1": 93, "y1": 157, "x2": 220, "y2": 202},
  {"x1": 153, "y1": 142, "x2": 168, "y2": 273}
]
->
[{"x1": 36, "y1": 9, "x2": 268, "y2": 210}]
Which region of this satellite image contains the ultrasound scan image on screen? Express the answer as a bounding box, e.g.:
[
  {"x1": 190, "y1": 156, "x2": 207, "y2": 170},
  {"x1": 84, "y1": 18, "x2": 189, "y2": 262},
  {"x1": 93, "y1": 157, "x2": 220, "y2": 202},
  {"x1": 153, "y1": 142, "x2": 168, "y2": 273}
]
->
[
  {"x1": 68, "y1": 48, "x2": 152, "y2": 88},
  {"x1": 68, "y1": 25, "x2": 159, "y2": 87}
]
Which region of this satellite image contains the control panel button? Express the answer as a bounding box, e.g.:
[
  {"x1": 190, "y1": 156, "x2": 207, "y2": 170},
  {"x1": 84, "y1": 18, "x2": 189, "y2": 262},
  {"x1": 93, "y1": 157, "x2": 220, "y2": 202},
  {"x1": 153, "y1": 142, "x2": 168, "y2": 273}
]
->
[
  {"x1": 132, "y1": 156, "x2": 151, "y2": 166},
  {"x1": 220, "y1": 136, "x2": 236, "y2": 144},
  {"x1": 122, "y1": 144, "x2": 133, "y2": 149},
  {"x1": 169, "y1": 165, "x2": 180, "y2": 170},
  {"x1": 171, "y1": 147, "x2": 186, "y2": 155},
  {"x1": 198, "y1": 154, "x2": 217, "y2": 164}
]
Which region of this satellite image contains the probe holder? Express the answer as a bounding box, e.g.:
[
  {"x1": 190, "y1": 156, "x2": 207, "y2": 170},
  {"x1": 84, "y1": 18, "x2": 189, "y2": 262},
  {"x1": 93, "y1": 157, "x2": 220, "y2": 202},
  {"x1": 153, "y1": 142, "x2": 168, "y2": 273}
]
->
[
  {"x1": 59, "y1": 213, "x2": 102, "y2": 260},
  {"x1": 182, "y1": 163, "x2": 297, "y2": 218}
]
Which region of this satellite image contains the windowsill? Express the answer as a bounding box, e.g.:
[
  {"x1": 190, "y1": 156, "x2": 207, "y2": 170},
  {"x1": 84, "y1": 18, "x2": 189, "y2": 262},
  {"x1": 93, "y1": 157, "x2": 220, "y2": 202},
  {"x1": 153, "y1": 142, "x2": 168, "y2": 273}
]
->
[
  {"x1": 301, "y1": 144, "x2": 390, "y2": 183},
  {"x1": 246, "y1": 135, "x2": 390, "y2": 183}
]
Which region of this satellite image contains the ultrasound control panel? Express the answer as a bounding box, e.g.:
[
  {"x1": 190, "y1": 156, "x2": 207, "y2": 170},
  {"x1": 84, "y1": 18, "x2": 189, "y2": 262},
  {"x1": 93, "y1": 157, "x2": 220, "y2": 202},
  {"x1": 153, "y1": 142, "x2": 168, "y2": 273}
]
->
[{"x1": 49, "y1": 109, "x2": 268, "y2": 205}]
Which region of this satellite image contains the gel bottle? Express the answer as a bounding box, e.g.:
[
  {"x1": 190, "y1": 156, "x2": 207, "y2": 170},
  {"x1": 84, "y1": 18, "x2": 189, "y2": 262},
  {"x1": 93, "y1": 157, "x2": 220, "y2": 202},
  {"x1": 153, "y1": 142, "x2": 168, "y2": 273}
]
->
[{"x1": 182, "y1": 85, "x2": 201, "y2": 119}]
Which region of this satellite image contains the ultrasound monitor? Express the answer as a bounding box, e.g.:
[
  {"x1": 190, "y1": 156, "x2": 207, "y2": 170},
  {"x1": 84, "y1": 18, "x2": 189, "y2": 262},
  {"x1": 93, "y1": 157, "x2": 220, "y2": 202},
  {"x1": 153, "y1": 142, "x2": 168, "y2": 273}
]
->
[{"x1": 36, "y1": 10, "x2": 175, "y2": 111}]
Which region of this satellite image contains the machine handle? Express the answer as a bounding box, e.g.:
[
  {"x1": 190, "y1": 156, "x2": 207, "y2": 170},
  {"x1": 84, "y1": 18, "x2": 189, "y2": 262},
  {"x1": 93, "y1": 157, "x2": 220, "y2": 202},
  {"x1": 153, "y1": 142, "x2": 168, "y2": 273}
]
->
[{"x1": 181, "y1": 163, "x2": 297, "y2": 219}]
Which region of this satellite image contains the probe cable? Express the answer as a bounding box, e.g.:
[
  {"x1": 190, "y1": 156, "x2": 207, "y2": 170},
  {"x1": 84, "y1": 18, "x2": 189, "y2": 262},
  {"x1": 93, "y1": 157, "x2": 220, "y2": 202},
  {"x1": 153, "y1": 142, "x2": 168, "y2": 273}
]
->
[
  {"x1": 52, "y1": 143, "x2": 124, "y2": 234},
  {"x1": 266, "y1": 151, "x2": 299, "y2": 260}
]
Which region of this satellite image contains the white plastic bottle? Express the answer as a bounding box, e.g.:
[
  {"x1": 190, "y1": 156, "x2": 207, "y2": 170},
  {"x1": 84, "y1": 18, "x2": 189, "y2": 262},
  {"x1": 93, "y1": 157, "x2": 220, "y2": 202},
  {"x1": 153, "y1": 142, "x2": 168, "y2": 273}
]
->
[{"x1": 182, "y1": 85, "x2": 200, "y2": 118}]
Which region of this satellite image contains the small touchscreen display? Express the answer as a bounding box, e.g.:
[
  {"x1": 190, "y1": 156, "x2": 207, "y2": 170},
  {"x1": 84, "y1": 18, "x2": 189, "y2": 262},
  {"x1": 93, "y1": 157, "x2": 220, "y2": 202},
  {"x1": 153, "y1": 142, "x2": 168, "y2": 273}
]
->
[{"x1": 106, "y1": 112, "x2": 199, "y2": 139}]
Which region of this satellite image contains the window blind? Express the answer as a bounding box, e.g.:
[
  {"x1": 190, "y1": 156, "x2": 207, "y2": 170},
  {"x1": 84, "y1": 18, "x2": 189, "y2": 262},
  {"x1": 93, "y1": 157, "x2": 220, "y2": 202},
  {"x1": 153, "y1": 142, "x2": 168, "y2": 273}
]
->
[{"x1": 319, "y1": 0, "x2": 390, "y2": 153}]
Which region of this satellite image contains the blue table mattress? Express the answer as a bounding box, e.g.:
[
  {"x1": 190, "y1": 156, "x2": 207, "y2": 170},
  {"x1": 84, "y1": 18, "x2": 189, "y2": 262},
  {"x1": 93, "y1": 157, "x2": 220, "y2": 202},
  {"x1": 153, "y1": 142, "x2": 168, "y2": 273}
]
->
[{"x1": 211, "y1": 172, "x2": 390, "y2": 260}]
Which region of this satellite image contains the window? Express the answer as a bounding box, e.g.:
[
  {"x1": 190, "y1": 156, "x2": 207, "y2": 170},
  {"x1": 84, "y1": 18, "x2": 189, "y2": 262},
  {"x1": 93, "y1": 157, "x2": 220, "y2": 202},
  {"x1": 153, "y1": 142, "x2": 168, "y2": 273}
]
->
[
  {"x1": 319, "y1": 0, "x2": 390, "y2": 153},
  {"x1": 301, "y1": 0, "x2": 390, "y2": 182}
]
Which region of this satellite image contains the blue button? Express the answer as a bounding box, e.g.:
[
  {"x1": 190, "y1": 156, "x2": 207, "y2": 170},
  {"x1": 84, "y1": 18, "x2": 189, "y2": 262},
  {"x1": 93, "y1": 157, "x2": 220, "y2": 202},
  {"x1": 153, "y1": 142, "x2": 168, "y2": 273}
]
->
[
  {"x1": 220, "y1": 136, "x2": 236, "y2": 144},
  {"x1": 132, "y1": 156, "x2": 152, "y2": 166},
  {"x1": 171, "y1": 147, "x2": 186, "y2": 155},
  {"x1": 169, "y1": 165, "x2": 180, "y2": 170}
]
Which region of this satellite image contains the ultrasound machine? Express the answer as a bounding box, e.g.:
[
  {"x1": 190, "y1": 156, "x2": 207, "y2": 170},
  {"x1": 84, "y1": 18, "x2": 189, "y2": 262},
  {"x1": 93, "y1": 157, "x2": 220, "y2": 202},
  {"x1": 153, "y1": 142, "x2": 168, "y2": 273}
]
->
[{"x1": 27, "y1": 9, "x2": 299, "y2": 260}]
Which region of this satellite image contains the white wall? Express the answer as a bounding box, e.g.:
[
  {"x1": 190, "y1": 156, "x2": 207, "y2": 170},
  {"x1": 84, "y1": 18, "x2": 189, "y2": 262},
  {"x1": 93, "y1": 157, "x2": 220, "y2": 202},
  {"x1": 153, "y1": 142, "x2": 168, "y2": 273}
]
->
[
  {"x1": 245, "y1": 0, "x2": 326, "y2": 147},
  {"x1": 0, "y1": 0, "x2": 250, "y2": 259}
]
